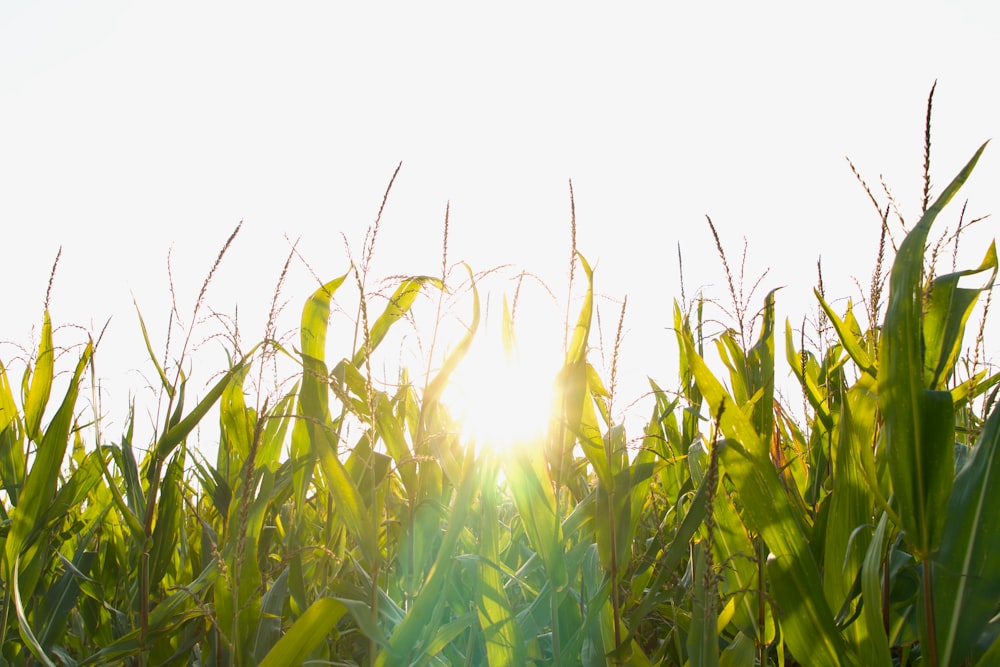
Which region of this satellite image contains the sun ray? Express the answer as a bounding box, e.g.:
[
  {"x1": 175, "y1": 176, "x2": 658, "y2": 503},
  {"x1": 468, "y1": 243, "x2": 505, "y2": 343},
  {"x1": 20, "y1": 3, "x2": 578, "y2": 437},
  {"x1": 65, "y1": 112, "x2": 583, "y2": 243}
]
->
[{"x1": 441, "y1": 298, "x2": 561, "y2": 453}]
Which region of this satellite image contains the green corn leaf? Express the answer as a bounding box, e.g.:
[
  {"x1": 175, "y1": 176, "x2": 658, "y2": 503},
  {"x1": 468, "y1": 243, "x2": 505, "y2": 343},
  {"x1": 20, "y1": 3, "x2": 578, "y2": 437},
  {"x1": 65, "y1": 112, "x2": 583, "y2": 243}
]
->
[
  {"x1": 576, "y1": 371, "x2": 612, "y2": 489},
  {"x1": 505, "y1": 444, "x2": 568, "y2": 594},
  {"x1": 878, "y1": 142, "x2": 987, "y2": 558},
  {"x1": 301, "y1": 273, "x2": 349, "y2": 361},
  {"x1": 579, "y1": 544, "x2": 615, "y2": 665},
  {"x1": 566, "y1": 252, "x2": 594, "y2": 367},
  {"x1": 117, "y1": 411, "x2": 145, "y2": 519},
  {"x1": 344, "y1": 428, "x2": 393, "y2": 498},
  {"x1": 785, "y1": 320, "x2": 833, "y2": 431},
  {"x1": 934, "y1": 397, "x2": 1000, "y2": 666},
  {"x1": 816, "y1": 294, "x2": 877, "y2": 377},
  {"x1": 293, "y1": 274, "x2": 348, "y2": 518},
  {"x1": 746, "y1": 288, "x2": 777, "y2": 446},
  {"x1": 0, "y1": 361, "x2": 25, "y2": 506},
  {"x1": 352, "y1": 275, "x2": 443, "y2": 369},
  {"x1": 859, "y1": 512, "x2": 893, "y2": 667},
  {"x1": 316, "y1": 429, "x2": 375, "y2": 559},
  {"x1": 708, "y1": 464, "x2": 770, "y2": 641},
  {"x1": 626, "y1": 445, "x2": 658, "y2": 547},
  {"x1": 76, "y1": 563, "x2": 218, "y2": 664},
  {"x1": 975, "y1": 637, "x2": 1000, "y2": 667},
  {"x1": 293, "y1": 274, "x2": 376, "y2": 561},
  {"x1": 0, "y1": 360, "x2": 20, "y2": 434},
  {"x1": 12, "y1": 557, "x2": 57, "y2": 667},
  {"x1": 154, "y1": 355, "x2": 251, "y2": 460},
  {"x1": 218, "y1": 362, "x2": 254, "y2": 481},
  {"x1": 477, "y1": 455, "x2": 525, "y2": 667},
  {"x1": 94, "y1": 444, "x2": 146, "y2": 542},
  {"x1": 375, "y1": 392, "x2": 417, "y2": 496},
  {"x1": 722, "y1": 438, "x2": 856, "y2": 667},
  {"x1": 378, "y1": 444, "x2": 479, "y2": 665},
  {"x1": 951, "y1": 368, "x2": 1000, "y2": 413},
  {"x1": 148, "y1": 560, "x2": 217, "y2": 627},
  {"x1": 682, "y1": 321, "x2": 854, "y2": 666},
  {"x1": 610, "y1": 427, "x2": 634, "y2": 571},
  {"x1": 687, "y1": 540, "x2": 720, "y2": 667},
  {"x1": 339, "y1": 594, "x2": 394, "y2": 651},
  {"x1": 823, "y1": 374, "x2": 877, "y2": 617},
  {"x1": 22, "y1": 310, "x2": 54, "y2": 442},
  {"x1": 423, "y1": 264, "x2": 478, "y2": 412},
  {"x1": 715, "y1": 332, "x2": 748, "y2": 406},
  {"x1": 165, "y1": 379, "x2": 186, "y2": 432},
  {"x1": 37, "y1": 551, "x2": 96, "y2": 651},
  {"x1": 923, "y1": 241, "x2": 997, "y2": 389},
  {"x1": 626, "y1": 474, "x2": 708, "y2": 636},
  {"x1": 133, "y1": 301, "x2": 174, "y2": 397},
  {"x1": 256, "y1": 388, "x2": 296, "y2": 474},
  {"x1": 258, "y1": 598, "x2": 348, "y2": 667},
  {"x1": 47, "y1": 449, "x2": 104, "y2": 534},
  {"x1": 217, "y1": 469, "x2": 272, "y2": 661},
  {"x1": 253, "y1": 568, "x2": 290, "y2": 663},
  {"x1": 719, "y1": 631, "x2": 755, "y2": 667},
  {"x1": 674, "y1": 300, "x2": 706, "y2": 450},
  {"x1": 690, "y1": 438, "x2": 762, "y2": 639},
  {"x1": 423, "y1": 612, "x2": 478, "y2": 663},
  {"x1": 398, "y1": 493, "x2": 442, "y2": 598},
  {"x1": 148, "y1": 453, "x2": 183, "y2": 589},
  {"x1": 329, "y1": 358, "x2": 372, "y2": 417},
  {"x1": 5, "y1": 341, "x2": 91, "y2": 585},
  {"x1": 553, "y1": 252, "x2": 597, "y2": 487}
]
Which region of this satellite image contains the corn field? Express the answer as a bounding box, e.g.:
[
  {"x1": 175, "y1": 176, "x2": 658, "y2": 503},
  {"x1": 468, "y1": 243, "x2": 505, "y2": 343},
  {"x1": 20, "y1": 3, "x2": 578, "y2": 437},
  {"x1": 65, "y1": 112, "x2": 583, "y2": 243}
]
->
[{"x1": 2, "y1": 96, "x2": 999, "y2": 666}]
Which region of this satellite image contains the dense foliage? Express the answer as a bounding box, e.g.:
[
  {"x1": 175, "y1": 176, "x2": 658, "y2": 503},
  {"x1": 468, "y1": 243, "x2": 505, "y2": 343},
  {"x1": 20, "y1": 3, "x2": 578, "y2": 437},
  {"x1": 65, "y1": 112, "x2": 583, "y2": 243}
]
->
[{"x1": 2, "y1": 119, "x2": 999, "y2": 665}]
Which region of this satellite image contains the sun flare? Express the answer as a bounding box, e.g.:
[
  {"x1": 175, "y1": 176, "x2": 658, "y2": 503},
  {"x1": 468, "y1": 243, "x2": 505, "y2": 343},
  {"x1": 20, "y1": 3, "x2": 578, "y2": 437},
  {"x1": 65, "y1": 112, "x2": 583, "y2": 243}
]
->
[{"x1": 441, "y1": 316, "x2": 561, "y2": 453}]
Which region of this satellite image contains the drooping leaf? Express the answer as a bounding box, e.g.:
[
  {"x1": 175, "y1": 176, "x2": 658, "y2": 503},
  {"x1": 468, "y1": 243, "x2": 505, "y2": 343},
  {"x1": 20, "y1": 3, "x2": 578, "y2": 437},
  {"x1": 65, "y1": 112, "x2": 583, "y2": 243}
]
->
[
  {"x1": 816, "y1": 294, "x2": 877, "y2": 377},
  {"x1": 352, "y1": 275, "x2": 443, "y2": 369},
  {"x1": 296, "y1": 274, "x2": 375, "y2": 560},
  {"x1": 923, "y1": 241, "x2": 997, "y2": 389},
  {"x1": 258, "y1": 598, "x2": 348, "y2": 667}
]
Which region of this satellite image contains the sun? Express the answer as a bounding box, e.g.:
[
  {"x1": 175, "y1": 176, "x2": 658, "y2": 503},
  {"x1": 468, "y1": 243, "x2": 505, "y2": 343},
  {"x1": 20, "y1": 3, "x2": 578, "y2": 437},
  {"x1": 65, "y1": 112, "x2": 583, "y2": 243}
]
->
[{"x1": 441, "y1": 307, "x2": 562, "y2": 454}]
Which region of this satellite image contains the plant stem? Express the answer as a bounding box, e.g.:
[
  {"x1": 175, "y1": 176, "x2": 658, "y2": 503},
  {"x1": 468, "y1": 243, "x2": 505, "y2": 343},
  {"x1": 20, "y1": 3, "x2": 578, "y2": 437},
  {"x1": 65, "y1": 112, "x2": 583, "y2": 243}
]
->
[
  {"x1": 757, "y1": 537, "x2": 767, "y2": 666},
  {"x1": 923, "y1": 560, "x2": 939, "y2": 667}
]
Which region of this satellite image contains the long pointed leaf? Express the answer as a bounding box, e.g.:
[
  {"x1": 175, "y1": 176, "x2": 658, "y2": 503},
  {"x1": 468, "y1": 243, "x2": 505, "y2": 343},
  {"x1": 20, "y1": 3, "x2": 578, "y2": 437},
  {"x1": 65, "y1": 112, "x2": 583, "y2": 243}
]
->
[
  {"x1": 878, "y1": 142, "x2": 987, "y2": 557},
  {"x1": 935, "y1": 397, "x2": 1000, "y2": 665},
  {"x1": 5, "y1": 342, "x2": 92, "y2": 581},
  {"x1": 22, "y1": 311, "x2": 54, "y2": 441}
]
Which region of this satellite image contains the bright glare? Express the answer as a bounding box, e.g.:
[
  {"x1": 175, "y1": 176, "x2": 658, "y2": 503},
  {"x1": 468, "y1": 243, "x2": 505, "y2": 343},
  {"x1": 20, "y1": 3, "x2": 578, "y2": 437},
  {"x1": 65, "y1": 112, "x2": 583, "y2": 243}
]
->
[{"x1": 442, "y1": 318, "x2": 561, "y2": 454}]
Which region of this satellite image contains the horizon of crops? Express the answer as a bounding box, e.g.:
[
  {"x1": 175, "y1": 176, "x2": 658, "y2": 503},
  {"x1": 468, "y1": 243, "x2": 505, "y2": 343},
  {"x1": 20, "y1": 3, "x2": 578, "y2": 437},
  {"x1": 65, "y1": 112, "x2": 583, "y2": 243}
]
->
[{"x1": 2, "y1": 88, "x2": 999, "y2": 666}]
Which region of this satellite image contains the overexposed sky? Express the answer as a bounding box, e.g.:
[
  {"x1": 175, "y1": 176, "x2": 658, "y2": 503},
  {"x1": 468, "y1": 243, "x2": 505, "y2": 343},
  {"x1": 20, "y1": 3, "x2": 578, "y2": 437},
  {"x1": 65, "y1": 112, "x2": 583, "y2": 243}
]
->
[{"x1": 2, "y1": 3, "x2": 999, "y2": 445}]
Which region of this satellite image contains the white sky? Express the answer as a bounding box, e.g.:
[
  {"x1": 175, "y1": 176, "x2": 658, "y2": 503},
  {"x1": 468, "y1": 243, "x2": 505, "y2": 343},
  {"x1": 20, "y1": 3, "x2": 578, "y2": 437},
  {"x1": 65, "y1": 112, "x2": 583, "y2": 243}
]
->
[{"x1": 2, "y1": 3, "x2": 999, "y2": 448}]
